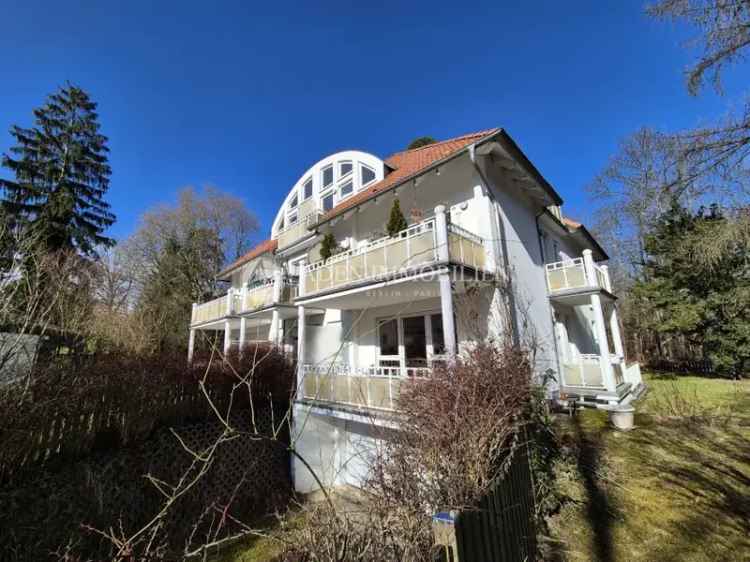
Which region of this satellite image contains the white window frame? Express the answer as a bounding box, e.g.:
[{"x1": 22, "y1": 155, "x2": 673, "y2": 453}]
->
[
  {"x1": 338, "y1": 179, "x2": 353, "y2": 199},
  {"x1": 376, "y1": 311, "x2": 444, "y2": 371},
  {"x1": 321, "y1": 189, "x2": 335, "y2": 212},
  {"x1": 360, "y1": 163, "x2": 377, "y2": 188},
  {"x1": 288, "y1": 210, "x2": 298, "y2": 225},
  {"x1": 339, "y1": 160, "x2": 353, "y2": 179},
  {"x1": 302, "y1": 177, "x2": 313, "y2": 200},
  {"x1": 289, "y1": 191, "x2": 298, "y2": 209},
  {"x1": 321, "y1": 165, "x2": 334, "y2": 191}
]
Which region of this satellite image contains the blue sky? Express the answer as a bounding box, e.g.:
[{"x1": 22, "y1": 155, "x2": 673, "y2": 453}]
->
[{"x1": 1, "y1": 0, "x2": 747, "y2": 244}]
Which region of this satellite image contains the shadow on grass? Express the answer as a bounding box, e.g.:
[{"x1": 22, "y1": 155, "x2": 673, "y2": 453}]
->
[
  {"x1": 624, "y1": 419, "x2": 750, "y2": 561},
  {"x1": 570, "y1": 412, "x2": 618, "y2": 562}
]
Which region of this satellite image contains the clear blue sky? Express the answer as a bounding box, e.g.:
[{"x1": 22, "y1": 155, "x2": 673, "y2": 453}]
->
[{"x1": 1, "y1": 1, "x2": 747, "y2": 243}]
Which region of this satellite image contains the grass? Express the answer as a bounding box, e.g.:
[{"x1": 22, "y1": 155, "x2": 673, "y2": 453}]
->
[{"x1": 546, "y1": 372, "x2": 750, "y2": 562}]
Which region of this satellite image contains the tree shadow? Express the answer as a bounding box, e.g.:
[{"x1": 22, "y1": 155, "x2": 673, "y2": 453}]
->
[{"x1": 569, "y1": 412, "x2": 618, "y2": 562}]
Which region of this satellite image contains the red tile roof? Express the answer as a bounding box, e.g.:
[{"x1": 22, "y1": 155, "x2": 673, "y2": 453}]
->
[
  {"x1": 562, "y1": 217, "x2": 582, "y2": 230},
  {"x1": 218, "y1": 238, "x2": 277, "y2": 278},
  {"x1": 320, "y1": 128, "x2": 501, "y2": 222}
]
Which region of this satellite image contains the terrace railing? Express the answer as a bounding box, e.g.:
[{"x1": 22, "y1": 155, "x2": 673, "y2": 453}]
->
[
  {"x1": 302, "y1": 218, "x2": 487, "y2": 296},
  {"x1": 191, "y1": 295, "x2": 229, "y2": 325},
  {"x1": 300, "y1": 364, "x2": 430, "y2": 411}
]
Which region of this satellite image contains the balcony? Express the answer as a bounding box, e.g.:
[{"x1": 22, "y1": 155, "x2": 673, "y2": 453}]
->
[
  {"x1": 276, "y1": 199, "x2": 323, "y2": 251},
  {"x1": 302, "y1": 218, "x2": 488, "y2": 297},
  {"x1": 300, "y1": 364, "x2": 430, "y2": 411},
  {"x1": 545, "y1": 256, "x2": 609, "y2": 295},
  {"x1": 190, "y1": 277, "x2": 298, "y2": 326},
  {"x1": 561, "y1": 354, "x2": 631, "y2": 389}
]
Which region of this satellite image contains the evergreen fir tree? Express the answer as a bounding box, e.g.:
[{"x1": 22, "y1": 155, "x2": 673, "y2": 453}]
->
[
  {"x1": 386, "y1": 198, "x2": 408, "y2": 237},
  {"x1": 319, "y1": 232, "x2": 338, "y2": 261},
  {"x1": 0, "y1": 84, "x2": 115, "y2": 256}
]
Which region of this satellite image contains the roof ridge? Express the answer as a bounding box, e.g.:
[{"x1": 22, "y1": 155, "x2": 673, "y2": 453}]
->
[{"x1": 387, "y1": 128, "x2": 500, "y2": 161}]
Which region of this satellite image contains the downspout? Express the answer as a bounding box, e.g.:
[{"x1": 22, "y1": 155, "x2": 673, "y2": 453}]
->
[
  {"x1": 536, "y1": 211, "x2": 563, "y2": 390},
  {"x1": 468, "y1": 143, "x2": 520, "y2": 347}
]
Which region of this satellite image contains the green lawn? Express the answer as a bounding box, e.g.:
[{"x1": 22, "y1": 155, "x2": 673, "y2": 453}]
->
[{"x1": 546, "y1": 373, "x2": 750, "y2": 562}]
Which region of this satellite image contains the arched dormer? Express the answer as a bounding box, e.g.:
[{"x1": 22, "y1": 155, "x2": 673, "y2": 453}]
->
[{"x1": 271, "y1": 151, "x2": 384, "y2": 239}]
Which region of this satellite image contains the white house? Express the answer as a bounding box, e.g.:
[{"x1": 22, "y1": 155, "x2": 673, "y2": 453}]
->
[{"x1": 187, "y1": 128, "x2": 645, "y2": 493}]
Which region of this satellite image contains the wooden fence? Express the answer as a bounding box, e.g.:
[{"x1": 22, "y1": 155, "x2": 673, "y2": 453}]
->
[{"x1": 454, "y1": 448, "x2": 536, "y2": 562}]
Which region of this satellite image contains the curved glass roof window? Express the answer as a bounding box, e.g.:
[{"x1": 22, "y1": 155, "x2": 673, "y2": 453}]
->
[{"x1": 271, "y1": 150, "x2": 385, "y2": 239}]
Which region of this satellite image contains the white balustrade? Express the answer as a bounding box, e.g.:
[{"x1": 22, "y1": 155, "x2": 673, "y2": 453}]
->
[{"x1": 300, "y1": 364, "x2": 430, "y2": 410}]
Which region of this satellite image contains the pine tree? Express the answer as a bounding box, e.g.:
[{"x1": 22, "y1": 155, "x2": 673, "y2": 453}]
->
[
  {"x1": 0, "y1": 84, "x2": 115, "y2": 256},
  {"x1": 386, "y1": 198, "x2": 408, "y2": 237}
]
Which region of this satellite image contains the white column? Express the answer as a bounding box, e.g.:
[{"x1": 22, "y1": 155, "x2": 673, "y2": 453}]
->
[
  {"x1": 271, "y1": 309, "x2": 281, "y2": 345},
  {"x1": 223, "y1": 319, "x2": 232, "y2": 356},
  {"x1": 434, "y1": 205, "x2": 450, "y2": 263},
  {"x1": 582, "y1": 249, "x2": 596, "y2": 286},
  {"x1": 439, "y1": 272, "x2": 457, "y2": 357},
  {"x1": 600, "y1": 264, "x2": 613, "y2": 292},
  {"x1": 272, "y1": 269, "x2": 283, "y2": 303},
  {"x1": 191, "y1": 302, "x2": 197, "y2": 325},
  {"x1": 296, "y1": 305, "x2": 306, "y2": 397},
  {"x1": 239, "y1": 316, "x2": 246, "y2": 353},
  {"x1": 226, "y1": 288, "x2": 234, "y2": 314},
  {"x1": 187, "y1": 328, "x2": 196, "y2": 363},
  {"x1": 609, "y1": 304, "x2": 625, "y2": 358},
  {"x1": 591, "y1": 293, "x2": 615, "y2": 391},
  {"x1": 298, "y1": 259, "x2": 307, "y2": 298}
]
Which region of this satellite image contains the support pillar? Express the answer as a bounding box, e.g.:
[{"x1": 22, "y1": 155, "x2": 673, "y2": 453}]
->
[
  {"x1": 188, "y1": 328, "x2": 196, "y2": 363},
  {"x1": 271, "y1": 309, "x2": 281, "y2": 345},
  {"x1": 439, "y1": 272, "x2": 457, "y2": 357},
  {"x1": 434, "y1": 205, "x2": 450, "y2": 263},
  {"x1": 223, "y1": 319, "x2": 232, "y2": 356},
  {"x1": 297, "y1": 305, "x2": 306, "y2": 397},
  {"x1": 609, "y1": 305, "x2": 625, "y2": 358},
  {"x1": 582, "y1": 249, "x2": 596, "y2": 286},
  {"x1": 591, "y1": 293, "x2": 615, "y2": 392},
  {"x1": 239, "y1": 317, "x2": 247, "y2": 354}
]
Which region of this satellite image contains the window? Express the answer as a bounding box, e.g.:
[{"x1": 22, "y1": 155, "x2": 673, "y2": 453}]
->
[
  {"x1": 361, "y1": 164, "x2": 376, "y2": 185},
  {"x1": 403, "y1": 316, "x2": 427, "y2": 367},
  {"x1": 339, "y1": 180, "x2": 353, "y2": 197},
  {"x1": 289, "y1": 193, "x2": 298, "y2": 209},
  {"x1": 322, "y1": 165, "x2": 334, "y2": 189},
  {"x1": 378, "y1": 319, "x2": 399, "y2": 356},
  {"x1": 289, "y1": 212, "x2": 298, "y2": 225},
  {"x1": 303, "y1": 177, "x2": 313, "y2": 200},
  {"x1": 339, "y1": 161, "x2": 352, "y2": 177},
  {"x1": 322, "y1": 192, "x2": 334, "y2": 212}
]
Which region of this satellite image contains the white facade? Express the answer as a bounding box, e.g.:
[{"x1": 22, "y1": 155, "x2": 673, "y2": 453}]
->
[{"x1": 188, "y1": 128, "x2": 644, "y2": 493}]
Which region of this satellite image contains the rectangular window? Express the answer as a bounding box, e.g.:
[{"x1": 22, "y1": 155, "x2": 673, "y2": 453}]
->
[
  {"x1": 322, "y1": 192, "x2": 334, "y2": 212},
  {"x1": 322, "y1": 165, "x2": 333, "y2": 189},
  {"x1": 289, "y1": 193, "x2": 298, "y2": 209},
  {"x1": 339, "y1": 180, "x2": 353, "y2": 197},
  {"x1": 289, "y1": 213, "x2": 298, "y2": 225},
  {"x1": 340, "y1": 161, "x2": 352, "y2": 177},
  {"x1": 403, "y1": 316, "x2": 427, "y2": 367},
  {"x1": 303, "y1": 178, "x2": 313, "y2": 200},
  {"x1": 378, "y1": 318, "x2": 399, "y2": 356}
]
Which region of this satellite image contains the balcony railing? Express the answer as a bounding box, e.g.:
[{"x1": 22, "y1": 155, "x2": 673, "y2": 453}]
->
[
  {"x1": 562, "y1": 354, "x2": 605, "y2": 388},
  {"x1": 192, "y1": 294, "x2": 229, "y2": 325},
  {"x1": 276, "y1": 200, "x2": 324, "y2": 250},
  {"x1": 300, "y1": 364, "x2": 430, "y2": 411},
  {"x1": 191, "y1": 277, "x2": 299, "y2": 325},
  {"x1": 545, "y1": 257, "x2": 608, "y2": 293},
  {"x1": 447, "y1": 223, "x2": 487, "y2": 270},
  {"x1": 303, "y1": 218, "x2": 487, "y2": 296}
]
